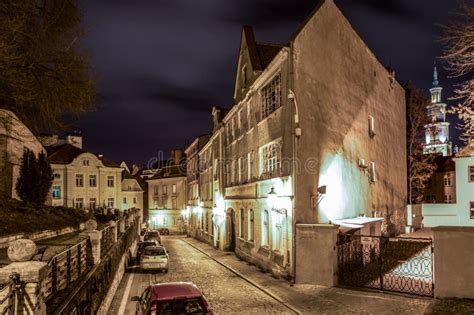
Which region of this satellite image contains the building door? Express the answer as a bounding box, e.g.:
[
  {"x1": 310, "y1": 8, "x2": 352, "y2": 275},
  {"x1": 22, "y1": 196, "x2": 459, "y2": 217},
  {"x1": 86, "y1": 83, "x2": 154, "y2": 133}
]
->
[{"x1": 226, "y1": 209, "x2": 236, "y2": 251}]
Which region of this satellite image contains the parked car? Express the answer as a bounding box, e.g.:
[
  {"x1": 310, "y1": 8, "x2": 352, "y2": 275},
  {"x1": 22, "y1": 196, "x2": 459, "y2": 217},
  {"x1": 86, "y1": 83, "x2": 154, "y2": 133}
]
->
[
  {"x1": 136, "y1": 240, "x2": 160, "y2": 264},
  {"x1": 131, "y1": 282, "x2": 213, "y2": 314},
  {"x1": 140, "y1": 246, "x2": 169, "y2": 272},
  {"x1": 144, "y1": 230, "x2": 161, "y2": 243},
  {"x1": 158, "y1": 228, "x2": 170, "y2": 235}
]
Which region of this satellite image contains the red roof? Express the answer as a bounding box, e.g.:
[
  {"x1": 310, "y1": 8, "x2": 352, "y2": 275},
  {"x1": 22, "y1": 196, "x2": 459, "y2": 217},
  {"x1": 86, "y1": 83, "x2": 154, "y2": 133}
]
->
[{"x1": 150, "y1": 282, "x2": 204, "y2": 301}]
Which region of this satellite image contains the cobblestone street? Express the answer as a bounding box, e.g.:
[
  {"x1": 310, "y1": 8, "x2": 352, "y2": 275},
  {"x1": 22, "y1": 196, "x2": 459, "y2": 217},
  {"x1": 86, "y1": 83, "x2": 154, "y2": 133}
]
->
[
  {"x1": 108, "y1": 236, "x2": 294, "y2": 314},
  {"x1": 108, "y1": 236, "x2": 439, "y2": 314}
]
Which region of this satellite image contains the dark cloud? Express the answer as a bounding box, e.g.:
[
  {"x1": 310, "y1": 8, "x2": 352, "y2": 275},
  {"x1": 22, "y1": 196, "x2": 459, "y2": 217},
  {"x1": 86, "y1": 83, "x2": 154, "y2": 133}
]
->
[{"x1": 76, "y1": 0, "x2": 460, "y2": 165}]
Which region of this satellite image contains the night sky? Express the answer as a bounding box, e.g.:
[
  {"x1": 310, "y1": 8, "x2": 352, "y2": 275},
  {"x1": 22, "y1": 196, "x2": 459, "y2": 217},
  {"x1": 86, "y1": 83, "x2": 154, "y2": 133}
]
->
[{"x1": 78, "y1": 0, "x2": 461, "y2": 166}]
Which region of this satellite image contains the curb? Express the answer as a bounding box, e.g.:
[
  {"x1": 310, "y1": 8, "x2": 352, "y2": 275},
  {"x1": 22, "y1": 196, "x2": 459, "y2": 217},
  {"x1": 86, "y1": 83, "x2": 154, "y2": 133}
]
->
[{"x1": 182, "y1": 239, "x2": 302, "y2": 315}]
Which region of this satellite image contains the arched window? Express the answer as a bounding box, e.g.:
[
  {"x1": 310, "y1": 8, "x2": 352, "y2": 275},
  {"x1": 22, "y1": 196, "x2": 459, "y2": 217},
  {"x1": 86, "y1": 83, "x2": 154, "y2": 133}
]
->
[
  {"x1": 248, "y1": 209, "x2": 254, "y2": 241},
  {"x1": 239, "y1": 209, "x2": 245, "y2": 238},
  {"x1": 262, "y1": 210, "x2": 269, "y2": 246}
]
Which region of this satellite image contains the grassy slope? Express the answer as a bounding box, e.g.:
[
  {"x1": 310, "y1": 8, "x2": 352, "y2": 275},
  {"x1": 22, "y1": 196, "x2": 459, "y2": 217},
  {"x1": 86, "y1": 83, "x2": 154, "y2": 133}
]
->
[{"x1": 0, "y1": 198, "x2": 90, "y2": 236}]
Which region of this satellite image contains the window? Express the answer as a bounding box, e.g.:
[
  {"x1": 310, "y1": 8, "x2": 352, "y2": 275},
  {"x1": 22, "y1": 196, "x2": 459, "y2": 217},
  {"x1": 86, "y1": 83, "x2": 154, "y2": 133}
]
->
[
  {"x1": 239, "y1": 209, "x2": 245, "y2": 238},
  {"x1": 248, "y1": 152, "x2": 253, "y2": 180},
  {"x1": 261, "y1": 74, "x2": 281, "y2": 120},
  {"x1": 123, "y1": 197, "x2": 127, "y2": 204},
  {"x1": 172, "y1": 184, "x2": 177, "y2": 194},
  {"x1": 471, "y1": 202, "x2": 474, "y2": 219},
  {"x1": 369, "y1": 162, "x2": 376, "y2": 183},
  {"x1": 469, "y1": 166, "x2": 474, "y2": 182},
  {"x1": 75, "y1": 198, "x2": 83, "y2": 209},
  {"x1": 89, "y1": 175, "x2": 97, "y2": 187},
  {"x1": 52, "y1": 186, "x2": 61, "y2": 199},
  {"x1": 154, "y1": 185, "x2": 159, "y2": 196},
  {"x1": 172, "y1": 198, "x2": 177, "y2": 209},
  {"x1": 89, "y1": 198, "x2": 96, "y2": 209},
  {"x1": 107, "y1": 198, "x2": 114, "y2": 208},
  {"x1": 246, "y1": 103, "x2": 251, "y2": 131},
  {"x1": 162, "y1": 185, "x2": 167, "y2": 195},
  {"x1": 133, "y1": 197, "x2": 137, "y2": 204},
  {"x1": 262, "y1": 210, "x2": 270, "y2": 246},
  {"x1": 444, "y1": 176, "x2": 452, "y2": 186},
  {"x1": 445, "y1": 195, "x2": 452, "y2": 203},
  {"x1": 238, "y1": 157, "x2": 243, "y2": 183},
  {"x1": 206, "y1": 212, "x2": 209, "y2": 232},
  {"x1": 83, "y1": 159, "x2": 89, "y2": 166},
  {"x1": 242, "y1": 65, "x2": 248, "y2": 88},
  {"x1": 238, "y1": 109, "x2": 243, "y2": 136},
  {"x1": 260, "y1": 141, "x2": 282, "y2": 175},
  {"x1": 107, "y1": 176, "x2": 114, "y2": 187},
  {"x1": 76, "y1": 174, "x2": 84, "y2": 187},
  {"x1": 248, "y1": 209, "x2": 254, "y2": 241}
]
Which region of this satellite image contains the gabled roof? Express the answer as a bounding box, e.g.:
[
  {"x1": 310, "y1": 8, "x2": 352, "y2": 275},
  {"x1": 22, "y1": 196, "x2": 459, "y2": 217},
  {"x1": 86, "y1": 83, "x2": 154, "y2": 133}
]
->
[
  {"x1": 242, "y1": 26, "x2": 284, "y2": 72},
  {"x1": 47, "y1": 144, "x2": 121, "y2": 168}
]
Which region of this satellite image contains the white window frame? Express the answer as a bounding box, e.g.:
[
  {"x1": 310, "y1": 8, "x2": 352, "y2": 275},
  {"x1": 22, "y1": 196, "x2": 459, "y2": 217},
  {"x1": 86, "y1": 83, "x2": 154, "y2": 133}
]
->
[
  {"x1": 260, "y1": 73, "x2": 281, "y2": 120},
  {"x1": 259, "y1": 140, "x2": 282, "y2": 176},
  {"x1": 107, "y1": 176, "x2": 114, "y2": 187},
  {"x1": 76, "y1": 174, "x2": 83, "y2": 187},
  {"x1": 107, "y1": 198, "x2": 114, "y2": 208},
  {"x1": 248, "y1": 209, "x2": 254, "y2": 241},
  {"x1": 89, "y1": 175, "x2": 97, "y2": 187},
  {"x1": 469, "y1": 166, "x2": 474, "y2": 182},
  {"x1": 52, "y1": 185, "x2": 61, "y2": 199}
]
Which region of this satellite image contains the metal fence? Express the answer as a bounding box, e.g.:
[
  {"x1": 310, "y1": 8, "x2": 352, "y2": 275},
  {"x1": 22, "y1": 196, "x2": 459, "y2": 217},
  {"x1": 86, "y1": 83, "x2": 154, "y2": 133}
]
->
[
  {"x1": 337, "y1": 235, "x2": 434, "y2": 297},
  {"x1": 100, "y1": 225, "x2": 115, "y2": 259},
  {"x1": 0, "y1": 273, "x2": 20, "y2": 315},
  {"x1": 43, "y1": 238, "x2": 92, "y2": 301}
]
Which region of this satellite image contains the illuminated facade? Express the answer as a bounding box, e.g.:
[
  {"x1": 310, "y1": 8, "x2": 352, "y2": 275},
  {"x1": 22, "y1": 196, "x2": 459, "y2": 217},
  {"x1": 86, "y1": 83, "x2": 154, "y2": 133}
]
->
[
  {"x1": 146, "y1": 150, "x2": 187, "y2": 233},
  {"x1": 187, "y1": 0, "x2": 407, "y2": 280},
  {"x1": 423, "y1": 65, "x2": 452, "y2": 156}
]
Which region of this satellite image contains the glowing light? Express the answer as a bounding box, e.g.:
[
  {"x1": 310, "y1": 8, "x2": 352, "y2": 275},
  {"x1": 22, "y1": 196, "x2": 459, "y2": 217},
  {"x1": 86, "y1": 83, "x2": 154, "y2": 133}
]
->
[
  {"x1": 267, "y1": 187, "x2": 278, "y2": 209},
  {"x1": 426, "y1": 133, "x2": 431, "y2": 144}
]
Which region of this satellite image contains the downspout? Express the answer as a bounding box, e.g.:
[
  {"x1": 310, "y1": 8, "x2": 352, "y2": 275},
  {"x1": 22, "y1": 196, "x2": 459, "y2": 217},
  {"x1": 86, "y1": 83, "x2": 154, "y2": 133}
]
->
[{"x1": 289, "y1": 41, "x2": 297, "y2": 284}]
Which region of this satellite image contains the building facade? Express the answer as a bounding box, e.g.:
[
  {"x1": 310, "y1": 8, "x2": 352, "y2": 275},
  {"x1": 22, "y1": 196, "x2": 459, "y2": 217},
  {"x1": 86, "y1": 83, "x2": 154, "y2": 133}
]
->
[
  {"x1": 423, "y1": 156, "x2": 456, "y2": 204},
  {"x1": 187, "y1": 0, "x2": 407, "y2": 280},
  {"x1": 41, "y1": 134, "x2": 143, "y2": 212},
  {"x1": 0, "y1": 110, "x2": 44, "y2": 200},
  {"x1": 423, "y1": 66, "x2": 452, "y2": 156},
  {"x1": 422, "y1": 143, "x2": 474, "y2": 226},
  {"x1": 146, "y1": 150, "x2": 187, "y2": 232}
]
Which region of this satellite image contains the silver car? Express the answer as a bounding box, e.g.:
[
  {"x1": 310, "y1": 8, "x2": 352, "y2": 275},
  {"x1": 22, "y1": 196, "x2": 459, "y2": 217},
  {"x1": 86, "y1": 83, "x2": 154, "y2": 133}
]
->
[{"x1": 139, "y1": 246, "x2": 169, "y2": 273}]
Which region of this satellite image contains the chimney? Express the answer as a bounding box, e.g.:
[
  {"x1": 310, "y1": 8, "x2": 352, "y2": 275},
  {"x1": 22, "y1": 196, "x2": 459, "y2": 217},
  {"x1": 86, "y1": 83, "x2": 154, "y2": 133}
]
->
[
  {"x1": 66, "y1": 131, "x2": 82, "y2": 149},
  {"x1": 171, "y1": 149, "x2": 184, "y2": 165}
]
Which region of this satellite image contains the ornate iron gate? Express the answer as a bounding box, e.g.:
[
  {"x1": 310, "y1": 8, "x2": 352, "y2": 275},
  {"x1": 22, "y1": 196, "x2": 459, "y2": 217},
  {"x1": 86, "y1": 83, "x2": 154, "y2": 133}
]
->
[{"x1": 337, "y1": 235, "x2": 434, "y2": 297}]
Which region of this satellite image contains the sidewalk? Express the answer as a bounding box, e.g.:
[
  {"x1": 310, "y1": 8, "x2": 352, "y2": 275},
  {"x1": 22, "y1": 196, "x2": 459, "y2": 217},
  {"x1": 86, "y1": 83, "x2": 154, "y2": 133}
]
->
[{"x1": 184, "y1": 238, "x2": 432, "y2": 315}]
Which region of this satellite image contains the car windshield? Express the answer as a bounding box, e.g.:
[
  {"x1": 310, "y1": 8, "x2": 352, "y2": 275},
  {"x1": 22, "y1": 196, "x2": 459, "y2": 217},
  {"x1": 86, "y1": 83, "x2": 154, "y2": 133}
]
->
[
  {"x1": 147, "y1": 232, "x2": 159, "y2": 237},
  {"x1": 139, "y1": 242, "x2": 156, "y2": 249},
  {"x1": 144, "y1": 247, "x2": 166, "y2": 256},
  {"x1": 155, "y1": 298, "x2": 205, "y2": 315}
]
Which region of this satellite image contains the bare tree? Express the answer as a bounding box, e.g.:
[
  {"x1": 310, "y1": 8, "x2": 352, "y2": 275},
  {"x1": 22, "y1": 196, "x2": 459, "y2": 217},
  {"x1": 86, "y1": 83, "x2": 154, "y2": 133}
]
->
[
  {"x1": 441, "y1": 1, "x2": 474, "y2": 144},
  {"x1": 405, "y1": 82, "x2": 438, "y2": 204},
  {"x1": 0, "y1": 0, "x2": 96, "y2": 132}
]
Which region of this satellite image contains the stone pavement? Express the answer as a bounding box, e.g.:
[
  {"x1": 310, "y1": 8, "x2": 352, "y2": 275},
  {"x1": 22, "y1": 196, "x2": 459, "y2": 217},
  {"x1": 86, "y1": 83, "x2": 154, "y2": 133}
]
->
[{"x1": 184, "y1": 237, "x2": 434, "y2": 315}]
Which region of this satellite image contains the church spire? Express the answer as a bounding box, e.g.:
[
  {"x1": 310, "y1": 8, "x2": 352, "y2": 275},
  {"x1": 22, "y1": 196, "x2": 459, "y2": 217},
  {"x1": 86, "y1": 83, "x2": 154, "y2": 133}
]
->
[{"x1": 433, "y1": 63, "x2": 439, "y2": 87}]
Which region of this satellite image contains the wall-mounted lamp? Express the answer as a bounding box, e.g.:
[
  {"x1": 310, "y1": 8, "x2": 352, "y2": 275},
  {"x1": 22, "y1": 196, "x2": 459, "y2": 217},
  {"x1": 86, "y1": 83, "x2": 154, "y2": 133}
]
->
[
  {"x1": 288, "y1": 89, "x2": 302, "y2": 137},
  {"x1": 311, "y1": 185, "x2": 326, "y2": 209},
  {"x1": 268, "y1": 186, "x2": 278, "y2": 209}
]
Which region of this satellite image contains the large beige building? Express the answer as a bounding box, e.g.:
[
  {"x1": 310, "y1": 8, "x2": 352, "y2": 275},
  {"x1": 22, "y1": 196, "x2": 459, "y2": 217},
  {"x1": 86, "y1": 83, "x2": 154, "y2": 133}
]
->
[
  {"x1": 0, "y1": 110, "x2": 44, "y2": 200},
  {"x1": 146, "y1": 150, "x2": 187, "y2": 232},
  {"x1": 187, "y1": 0, "x2": 407, "y2": 280},
  {"x1": 41, "y1": 134, "x2": 143, "y2": 212}
]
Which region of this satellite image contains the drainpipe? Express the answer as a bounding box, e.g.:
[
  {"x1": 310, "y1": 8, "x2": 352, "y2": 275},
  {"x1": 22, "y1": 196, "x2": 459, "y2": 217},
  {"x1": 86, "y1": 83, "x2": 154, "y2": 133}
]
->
[{"x1": 289, "y1": 41, "x2": 297, "y2": 284}]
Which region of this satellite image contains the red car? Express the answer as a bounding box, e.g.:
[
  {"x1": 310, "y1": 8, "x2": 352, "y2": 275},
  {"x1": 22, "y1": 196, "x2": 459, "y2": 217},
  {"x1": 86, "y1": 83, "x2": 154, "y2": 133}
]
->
[{"x1": 131, "y1": 282, "x2": 213, "y2": 314}]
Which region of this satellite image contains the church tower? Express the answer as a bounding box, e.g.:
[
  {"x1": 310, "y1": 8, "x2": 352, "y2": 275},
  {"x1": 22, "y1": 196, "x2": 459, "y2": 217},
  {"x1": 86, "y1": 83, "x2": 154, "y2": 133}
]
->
[{"x1": 423, "y1": 64, "x2": 452, "y2": 156}]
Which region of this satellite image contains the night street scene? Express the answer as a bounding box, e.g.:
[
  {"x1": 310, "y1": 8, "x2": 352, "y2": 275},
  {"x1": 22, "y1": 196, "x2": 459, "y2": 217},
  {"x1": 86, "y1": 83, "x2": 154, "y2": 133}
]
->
[{"x1": 1, "y1": 0, "x2": 474, "y2": 314}]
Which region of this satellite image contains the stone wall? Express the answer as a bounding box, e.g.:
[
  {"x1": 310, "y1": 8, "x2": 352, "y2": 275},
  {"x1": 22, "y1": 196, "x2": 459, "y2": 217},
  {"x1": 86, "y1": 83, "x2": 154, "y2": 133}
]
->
[{"x1": 433, "y1": 226, "x2": 474, "y2": 299}]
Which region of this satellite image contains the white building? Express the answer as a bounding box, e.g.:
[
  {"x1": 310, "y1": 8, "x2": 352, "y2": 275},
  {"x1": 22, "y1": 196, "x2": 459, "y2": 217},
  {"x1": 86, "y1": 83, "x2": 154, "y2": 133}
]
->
[
  {"x1": 422, "y1": 143, "x2": 474, "y2": 226},
  {"x1": 42, "y1": 134, "x2": 143, "y2": 212}
]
